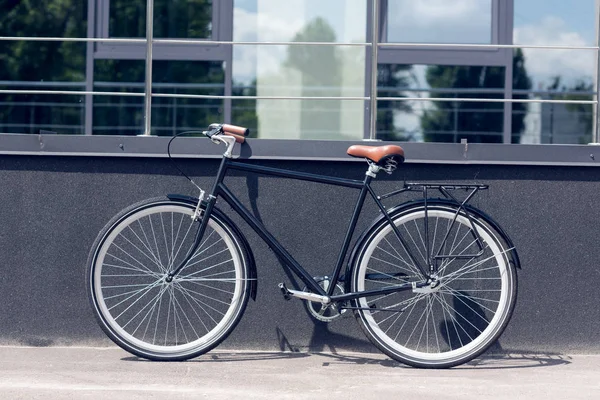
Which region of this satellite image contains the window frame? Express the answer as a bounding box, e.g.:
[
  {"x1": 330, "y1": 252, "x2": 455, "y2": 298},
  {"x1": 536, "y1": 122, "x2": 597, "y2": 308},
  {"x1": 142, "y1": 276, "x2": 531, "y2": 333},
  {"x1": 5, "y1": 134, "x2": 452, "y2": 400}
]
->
[
  {"x1": 383, "y1": 0, "x2": 498, "y2": 47},
  {"x1": 372, "y1": 0, "x2": 515, "y2": 143},
  {"x1": 94, "y1": 0, "x2": 233, "y2": 61},
  {"x1": 377, "y1": 0, "x2": 510, "y2": 66}
]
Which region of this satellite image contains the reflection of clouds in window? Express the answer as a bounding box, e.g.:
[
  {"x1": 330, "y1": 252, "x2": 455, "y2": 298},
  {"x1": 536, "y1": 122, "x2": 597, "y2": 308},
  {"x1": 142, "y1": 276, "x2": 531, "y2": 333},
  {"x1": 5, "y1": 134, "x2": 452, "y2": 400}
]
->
[
  {"x1": 387, "y1": 0, "x2": 492, "y2": 44},
  {"x1": 232, "y1": 0, "x2": 366, "y2": 84},
  {"x1": 232, "y1": 0, "x2": 366, "y2": 139},
  {"x1": 514, "y1": 16, "x2": 595, "y2": 88},
  {"x1": 233, "y1": 7, "x2": 301, "y2": 84},
  {"x1": 514, "y1": 0, "x2": 595, "y2": 44}
]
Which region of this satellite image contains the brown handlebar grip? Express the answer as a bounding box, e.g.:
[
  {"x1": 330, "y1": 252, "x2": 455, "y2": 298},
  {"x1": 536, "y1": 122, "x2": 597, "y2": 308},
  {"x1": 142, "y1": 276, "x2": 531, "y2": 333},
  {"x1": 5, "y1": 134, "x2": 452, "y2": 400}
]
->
[
  {"x1": 223, "y1": 131, "x2": 245, "y2": 143},
  {"x1": 222, "y1": 124, "x2": 250, "y2": 137}
]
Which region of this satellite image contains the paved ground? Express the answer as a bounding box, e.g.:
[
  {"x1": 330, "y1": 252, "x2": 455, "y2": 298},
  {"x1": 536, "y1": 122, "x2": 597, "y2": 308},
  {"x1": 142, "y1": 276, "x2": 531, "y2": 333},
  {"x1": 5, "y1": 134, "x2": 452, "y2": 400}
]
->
[{"x1": 0, "y1": 346, "x2": 597, "y2": 399}]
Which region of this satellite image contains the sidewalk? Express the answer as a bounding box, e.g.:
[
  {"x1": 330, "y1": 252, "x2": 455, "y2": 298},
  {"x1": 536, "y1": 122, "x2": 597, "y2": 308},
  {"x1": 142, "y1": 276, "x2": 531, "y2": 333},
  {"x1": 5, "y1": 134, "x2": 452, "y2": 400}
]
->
[{"x1": 0, "y1": 346, "x2": 597, "y2": 399}]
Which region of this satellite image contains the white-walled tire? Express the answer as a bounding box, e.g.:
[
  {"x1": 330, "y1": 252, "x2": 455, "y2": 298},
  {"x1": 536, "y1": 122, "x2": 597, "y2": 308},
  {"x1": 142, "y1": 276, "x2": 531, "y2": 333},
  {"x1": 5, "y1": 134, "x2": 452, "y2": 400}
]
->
[
  {"x1": 351, "y1": 203, "x2": 518, "y2": 368},
  {"x1": 87, "y1": 197, "x2": 250, "y2": 361}
]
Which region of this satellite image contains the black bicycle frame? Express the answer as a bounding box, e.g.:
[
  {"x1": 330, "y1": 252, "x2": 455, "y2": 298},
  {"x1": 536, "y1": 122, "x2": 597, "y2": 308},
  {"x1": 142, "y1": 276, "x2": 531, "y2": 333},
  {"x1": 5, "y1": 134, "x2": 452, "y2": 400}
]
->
[{"x1": 169, "y1": 156, "x2": 432, "y2": 302}]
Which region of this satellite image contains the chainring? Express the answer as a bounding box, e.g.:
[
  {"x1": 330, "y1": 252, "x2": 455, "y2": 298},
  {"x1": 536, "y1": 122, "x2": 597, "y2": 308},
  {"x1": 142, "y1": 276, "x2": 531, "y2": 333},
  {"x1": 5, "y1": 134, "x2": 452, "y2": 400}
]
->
[{"x1": 303, "y1": 277, "x2": 346, "y2": 322}]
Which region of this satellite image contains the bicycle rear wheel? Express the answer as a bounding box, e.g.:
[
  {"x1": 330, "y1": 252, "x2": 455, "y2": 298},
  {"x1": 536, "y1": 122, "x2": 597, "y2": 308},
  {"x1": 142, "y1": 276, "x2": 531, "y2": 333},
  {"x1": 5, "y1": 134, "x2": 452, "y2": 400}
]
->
[
  {"x1": 87, "y1": 197, "x2": 250, "y2": 361},
  {"x1": 351, "y1": 202, "x2": 517, "y2": 368}
]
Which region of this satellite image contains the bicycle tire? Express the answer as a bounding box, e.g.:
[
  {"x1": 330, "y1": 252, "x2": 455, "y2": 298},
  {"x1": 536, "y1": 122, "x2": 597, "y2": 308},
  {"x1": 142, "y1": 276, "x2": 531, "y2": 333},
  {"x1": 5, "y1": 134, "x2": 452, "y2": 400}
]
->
[
  {"x1": 87, "y1": 196, "x2": 251, "y2": 361},
  {"x1": 351, "y1": 202, "x2": 518, "y2": 368}
]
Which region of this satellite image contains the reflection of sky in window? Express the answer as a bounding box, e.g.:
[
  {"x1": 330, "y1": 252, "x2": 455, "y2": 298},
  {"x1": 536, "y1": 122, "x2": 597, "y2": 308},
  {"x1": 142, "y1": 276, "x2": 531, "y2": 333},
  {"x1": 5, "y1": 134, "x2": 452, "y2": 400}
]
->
[
  {"x1": 386, "y1": 0, "x2": 492, "y2": 44},
  {"x1": 232, "y1": 0, "x2": 366, "y2": 84},
  {"x1": 233, "y1": 0, "x2": 365, "y2": 42},
  {"x1": 514, "y1": 0, "x2": 595, "y2": 44},
  {"x1": 233, "y1": 1, "x2": 598, "y2": 87},
  {"x1": 514, "y1": 0, "x2": 596, "y2": 89}
]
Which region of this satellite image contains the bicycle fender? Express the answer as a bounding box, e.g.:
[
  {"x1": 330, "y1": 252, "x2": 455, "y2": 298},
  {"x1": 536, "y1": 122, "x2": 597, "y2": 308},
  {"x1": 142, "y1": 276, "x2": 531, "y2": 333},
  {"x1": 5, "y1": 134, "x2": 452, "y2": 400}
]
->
[
  {"x1": 346, "y1": 199, "x2": 521, "y2": 287},
  {"x1": 167, "y1": 194, "x2": 258, "y2": 300}
]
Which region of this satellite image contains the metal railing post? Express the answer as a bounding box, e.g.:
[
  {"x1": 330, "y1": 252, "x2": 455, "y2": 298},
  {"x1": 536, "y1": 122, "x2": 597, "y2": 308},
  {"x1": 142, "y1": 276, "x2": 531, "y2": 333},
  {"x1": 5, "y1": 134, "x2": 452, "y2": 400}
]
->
[
  {"x1": 369, "y1": 0, "x2": 379, "y2": 140},
  {"x1": 594, "y1": 0, "x2": 600, "y2": 143},
  {"x1": 142, "y1": 0, "x2": 155, "y2": 136}
]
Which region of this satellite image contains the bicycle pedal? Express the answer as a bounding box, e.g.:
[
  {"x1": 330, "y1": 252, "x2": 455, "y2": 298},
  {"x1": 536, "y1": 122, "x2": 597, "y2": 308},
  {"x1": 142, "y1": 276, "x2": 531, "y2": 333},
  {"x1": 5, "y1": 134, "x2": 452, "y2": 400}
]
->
[{"x1": 278, "y1": 283, "x2": 292, "y2": 301}]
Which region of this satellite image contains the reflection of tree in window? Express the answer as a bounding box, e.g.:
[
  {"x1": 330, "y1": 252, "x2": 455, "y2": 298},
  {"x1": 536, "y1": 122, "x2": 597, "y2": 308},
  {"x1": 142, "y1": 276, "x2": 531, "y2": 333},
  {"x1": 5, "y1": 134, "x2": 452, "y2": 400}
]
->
[
  {"x1": 94, "y1": 60, "x2": 225, "y2": 136},
  {"x1": 109, "y1": 0, "x2": 212, "y2": 38},
  {"x1": 544, "y1": 77, "x2": 593, "y2": 144},
  {"x1": 94, "y1": 60, "x2": 145, "y2": 136},
  {"x1": 0, "y1": 1, "x2": 87, "y2": 134},
  {"x1": 421, "y1": 49, "x2": 531, "y2": 143},
  {"x1": 285, "y1": 17, "x2": 341, "y2": 139},
  {"x1": 232, "y1": 80, "x2": 258, "y2": 138},
  {"x1": 151, "y1": 61, "x2": 224, "y2": 136},
  {"x1": 377, "y1": 65, "x2": 413, "y2": 141}
]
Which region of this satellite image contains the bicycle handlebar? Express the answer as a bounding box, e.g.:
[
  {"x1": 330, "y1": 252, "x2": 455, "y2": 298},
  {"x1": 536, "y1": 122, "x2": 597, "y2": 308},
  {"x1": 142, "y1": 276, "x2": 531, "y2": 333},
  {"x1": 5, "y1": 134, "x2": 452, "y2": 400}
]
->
[
  {"x1": 222, "y1": 124, "x2": 250, "y2": 137},
  {"x1": 204, "y1": 123, "x2": 249, "y2": 144}
]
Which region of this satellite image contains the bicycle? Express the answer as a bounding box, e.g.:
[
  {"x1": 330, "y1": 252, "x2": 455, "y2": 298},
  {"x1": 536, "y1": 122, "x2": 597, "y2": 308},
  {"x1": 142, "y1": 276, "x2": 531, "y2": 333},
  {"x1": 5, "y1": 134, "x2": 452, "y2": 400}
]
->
[{"x1": 86, "y1": 123, "x2": 519, "y2": 368}]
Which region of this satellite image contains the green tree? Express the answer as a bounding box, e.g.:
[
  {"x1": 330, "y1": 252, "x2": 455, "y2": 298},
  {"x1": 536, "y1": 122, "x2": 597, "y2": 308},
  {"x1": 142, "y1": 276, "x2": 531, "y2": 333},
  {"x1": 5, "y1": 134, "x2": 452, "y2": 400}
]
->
[
  {"x1": 0, "y1": 0, "x2": 87, "y2": 133},
  {"x1": 231, "y1": 80, "x2": 258, "y2": 138},
  {"x1": 545, "y1": 76, "x2": 594, "y2": 144},
  {"x1": 377, "y1": 64, "x2": 413, "y2": 141},
  {"x1": 0, "y1": 0, "x2": 224, "y2": 136},
  {"x1": 284, "y1": 17, "x2": 341, "y2": 139},
  {"x1": 420, "y1": 49, "x2": 531, "y2": 143}
]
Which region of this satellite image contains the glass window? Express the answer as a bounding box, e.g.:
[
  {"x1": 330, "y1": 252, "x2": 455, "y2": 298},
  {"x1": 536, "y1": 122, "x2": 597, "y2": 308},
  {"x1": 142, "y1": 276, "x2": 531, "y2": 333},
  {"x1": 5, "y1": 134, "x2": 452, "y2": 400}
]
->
[
  {"x1": 93, "y1": 60, "x2": 224, "y2": 136},
  {"x1": 232, "y1": 0, "x2": 367, "y2": 140},
  {"x1": 93, "y1": 60, "x2": 146, "y2": 135},
  {"x1": 232, "y1": 84, "x2": 258, "y2": 138},
  {"x1": 108, "y1": 0, "x2": 213, "y2": 39},
  {"x1": 0, "y1": 1, "x2": 87, "y2": 38},
  {"x1": 386, "y1": 0, "x2": 493, "y2": 44},
  {"x1": 378, "y1": 63, "x2": 508, "y2": 143},
  {"x1": 513, "y1": 0, "x2": 596, "y2": 144},
  {"x1": 0, "y1": 36, "x2": 87, "y2": 135},
  {"x1": 0, "y1": 92, "x2": 85, "y2": 135},
  {"x1": 151, "y1": 61, "x2": 224, "y2": 136},
  {"x1": 516, "y1": 78, "x2": 595, "y2": 145}
]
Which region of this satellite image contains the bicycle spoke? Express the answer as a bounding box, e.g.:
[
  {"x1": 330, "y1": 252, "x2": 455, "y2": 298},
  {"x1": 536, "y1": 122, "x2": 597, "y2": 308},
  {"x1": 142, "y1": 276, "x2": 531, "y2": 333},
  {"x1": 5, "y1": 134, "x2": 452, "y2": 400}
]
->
[
  {"x1": 372, "y1": 244, "x2": 421, "y2": 278},
  {"x1": 134, "y1": 219, "x2": 162, "y2": 268},
  {"x1": 382, "y1": 236, "x2": 422, "y2": 278},
  {"x1": 182, "y1": 258, "x2": 235, "y2": 279},
  {"x1": 160, "y1": 213, "x2": 172, "y2": 268},
  {"x1": 353, "y1": 206, "x2": 516, "y2": 366},
  {"x1": 118, "y1": 284, "x2": 169, "y2": 330},
  {"x1": 174, "y1": 281, "x2": 213, "y2": 333},
  {"x1": 183, "y1": 280, "x2": 236, "y2": 296},
  {"x1": 107, "y1": 279, "x2": 162, "y2": 313},
  {"x1": 168, "y1": 217, "x2": 197, "y2": 270},
  {"x1": 175, "y1": 283, "x2": 233, "y2": 309},
  {"x1": 148, "y1": 214, "x2": 164, "y2": 268},
  {"x1": 102, "y1": 261, "x2": 161, "y2": 278},
  {"x1": 112, "y1": 242, "x2": 163, "y2": 275},
  {"x1": 131, "y1": 285, "x2": 169, "y2": 338},
  {"x1": 441, "y1": 286, "x2": 497, "y2": 318},
  {"x1": 404, "y1": 221, "x2": 427, "y2": 263},
  {"x1": 175, "y1": 285, "x2": 223, "y2": 325}
]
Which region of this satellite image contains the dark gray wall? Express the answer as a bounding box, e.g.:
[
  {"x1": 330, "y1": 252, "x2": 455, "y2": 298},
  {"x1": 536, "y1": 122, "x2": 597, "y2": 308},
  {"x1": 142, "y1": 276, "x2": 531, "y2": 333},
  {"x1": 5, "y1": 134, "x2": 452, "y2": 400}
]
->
[{"x1": 1, "y1": 154, "x2": 599, "y2": 355}]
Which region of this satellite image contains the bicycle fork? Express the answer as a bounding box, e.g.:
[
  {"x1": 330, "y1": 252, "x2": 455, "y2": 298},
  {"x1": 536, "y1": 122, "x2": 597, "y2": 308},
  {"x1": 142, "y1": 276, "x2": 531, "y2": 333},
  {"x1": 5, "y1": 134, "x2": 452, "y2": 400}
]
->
[
  {"x1": 166, "y1": 156, "x2": 230, "y2": 282},
  {"x1": 165, "y1": 193, "x2": 217, "y2": 282}
]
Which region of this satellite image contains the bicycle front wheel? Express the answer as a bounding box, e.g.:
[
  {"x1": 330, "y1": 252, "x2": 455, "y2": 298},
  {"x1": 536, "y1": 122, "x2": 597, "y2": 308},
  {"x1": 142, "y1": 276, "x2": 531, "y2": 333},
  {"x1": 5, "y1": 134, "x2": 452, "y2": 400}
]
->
[
  {"x1": 87, "y1": 197, "x2": 250, "y2": 361},
  {"x1": 351, "y1": 203, "x2": 517, "y2": 368}
]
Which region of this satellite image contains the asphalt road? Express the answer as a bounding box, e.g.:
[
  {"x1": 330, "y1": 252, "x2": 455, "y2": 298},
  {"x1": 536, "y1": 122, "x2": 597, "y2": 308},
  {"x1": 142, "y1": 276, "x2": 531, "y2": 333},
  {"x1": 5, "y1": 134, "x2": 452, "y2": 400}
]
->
[{"x1": 0, "y1": 346, "x2": 597, "y2": 399}]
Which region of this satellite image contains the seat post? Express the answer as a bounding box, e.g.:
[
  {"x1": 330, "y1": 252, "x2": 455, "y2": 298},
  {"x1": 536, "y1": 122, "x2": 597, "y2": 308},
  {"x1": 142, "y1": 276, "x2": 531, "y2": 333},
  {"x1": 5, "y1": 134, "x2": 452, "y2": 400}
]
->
[{"x1": 366, "y1": 162, "x2": 381, "y2": 178}]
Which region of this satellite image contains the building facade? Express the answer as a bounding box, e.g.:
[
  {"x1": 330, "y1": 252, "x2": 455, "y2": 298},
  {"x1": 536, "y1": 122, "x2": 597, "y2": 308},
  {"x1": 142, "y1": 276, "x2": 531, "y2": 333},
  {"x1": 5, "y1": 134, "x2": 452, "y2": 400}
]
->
[{"x1": 1, "y1": 0, "x2": 598, "y2": 147}]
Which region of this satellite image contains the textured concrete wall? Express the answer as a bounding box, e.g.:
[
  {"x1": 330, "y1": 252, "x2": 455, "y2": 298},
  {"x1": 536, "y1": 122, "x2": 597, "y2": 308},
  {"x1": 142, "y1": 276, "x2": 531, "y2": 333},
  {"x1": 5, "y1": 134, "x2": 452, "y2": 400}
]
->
[{"x1": 0, "y1": 154, "x2": 599, "y2": 355}]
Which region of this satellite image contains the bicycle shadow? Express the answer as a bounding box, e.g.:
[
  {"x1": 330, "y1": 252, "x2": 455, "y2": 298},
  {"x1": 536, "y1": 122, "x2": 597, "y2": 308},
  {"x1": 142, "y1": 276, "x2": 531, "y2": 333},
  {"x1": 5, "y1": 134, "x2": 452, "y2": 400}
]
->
[
  {"x1": 439, "y1": 289, "x2": 503, "y2": 354},
  {"x1": 120, "y1": 350, "x2": 570, "y2": 370},
  {"x1": 121, "y1": 351, "x2": 310, "y2": 364},
  {"x1": 313, "y1": 351, "x2": 571, "y2": 370}
]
